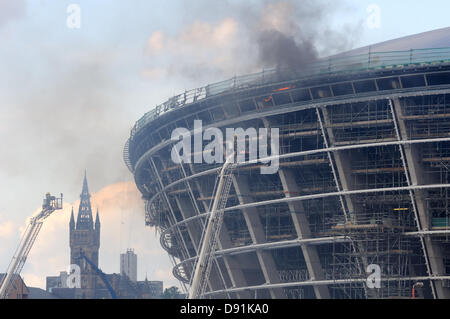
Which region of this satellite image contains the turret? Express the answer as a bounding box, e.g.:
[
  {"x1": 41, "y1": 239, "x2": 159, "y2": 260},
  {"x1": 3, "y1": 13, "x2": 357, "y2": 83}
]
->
[
  {"x1": 70, "y1": 207, "x2": 75, "y2": 231},
  {"x1": 76, "y1": 170, "x2": 94, "y2": 230},
  {"x1": 95, "y1": 208, "x2": 100, "y2": 231}
]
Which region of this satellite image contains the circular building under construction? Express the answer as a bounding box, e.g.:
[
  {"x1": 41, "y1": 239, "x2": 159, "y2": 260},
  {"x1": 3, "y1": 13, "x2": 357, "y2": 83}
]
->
[{"x1": 124, "y1": 28, "x2": 450, "y2": 299}]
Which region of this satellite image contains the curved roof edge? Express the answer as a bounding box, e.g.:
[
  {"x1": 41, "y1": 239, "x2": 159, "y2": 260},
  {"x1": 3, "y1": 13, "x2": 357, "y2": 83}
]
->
[{"x1": 336, "y1": 27, "x2": 450, "y2": 57}]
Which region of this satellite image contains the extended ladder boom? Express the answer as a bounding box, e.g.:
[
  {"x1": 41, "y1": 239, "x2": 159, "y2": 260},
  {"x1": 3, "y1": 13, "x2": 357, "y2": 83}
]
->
[
  {"x1": 0, "y1": 193, "x2": 63, "y2": 299},
  {"x1": 77, "y1": 250, "x2": 117, "y2": 299},
  {"x1": 189, "y1": 153, "x2": 235, "y2": 299}
]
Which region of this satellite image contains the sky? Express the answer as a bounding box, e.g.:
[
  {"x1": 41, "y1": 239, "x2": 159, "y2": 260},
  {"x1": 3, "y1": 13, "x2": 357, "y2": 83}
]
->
[{"x1": 0, "y1": 0, "x2": 449, "y2": 291}]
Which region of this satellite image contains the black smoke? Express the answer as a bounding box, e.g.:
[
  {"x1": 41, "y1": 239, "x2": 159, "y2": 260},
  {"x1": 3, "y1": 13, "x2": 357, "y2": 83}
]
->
[
  {"x1": 257, "y1": 29, "x2": 318, "y2": 70},
  {"x1": 171, "y1": 0, "x2": 360, "y2": 81}
]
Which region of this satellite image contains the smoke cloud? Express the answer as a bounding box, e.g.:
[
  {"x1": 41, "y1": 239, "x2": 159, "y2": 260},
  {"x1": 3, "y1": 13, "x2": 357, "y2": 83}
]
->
[
  {"x1": 0, "y1": 0, "x2": 26, "y2": 28},
  {"x1": 144, "y1": 0, "x2": 360, "y2": 81},
  {"x1": 257, "y1": 29, "x2": 317, "y2": 70}
]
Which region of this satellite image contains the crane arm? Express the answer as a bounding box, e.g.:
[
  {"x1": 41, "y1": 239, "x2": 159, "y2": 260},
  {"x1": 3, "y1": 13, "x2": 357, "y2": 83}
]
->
[
  {"x1": 0, "y1": 193, "x2": 63, "y2": 299},
  {"x1": 189, "y1": 150, "x2": 235, "y2": 299}
]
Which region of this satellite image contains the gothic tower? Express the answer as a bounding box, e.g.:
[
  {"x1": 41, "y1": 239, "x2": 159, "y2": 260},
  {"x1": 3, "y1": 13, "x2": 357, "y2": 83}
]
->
[{"x1": 70, "y1": 171, "x2": 100, "y2": 299}]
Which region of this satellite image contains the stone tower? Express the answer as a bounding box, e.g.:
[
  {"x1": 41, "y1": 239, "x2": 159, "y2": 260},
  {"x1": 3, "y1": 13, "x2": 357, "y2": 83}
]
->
[{"x1": 70, "y1": 171, "x2": 100, "y2": 299}]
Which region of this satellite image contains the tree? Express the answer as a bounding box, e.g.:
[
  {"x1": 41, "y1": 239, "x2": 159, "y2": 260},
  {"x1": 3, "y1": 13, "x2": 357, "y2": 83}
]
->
[{"x1": 161, "y1": 286, "x2": 182, "y2": 299}]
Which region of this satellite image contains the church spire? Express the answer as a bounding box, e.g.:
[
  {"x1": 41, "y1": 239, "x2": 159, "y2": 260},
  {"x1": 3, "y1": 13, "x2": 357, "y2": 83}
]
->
[
  {"x1": 82, "y1": 169, "x2": 89, "y2": 196},
  {"x1": 95, "y1": 208, "x2": 100, "y2": 231},
  {"x1": 76, "y1": 170, "x2": 94, "y2": 230},
  {"x1": 70, "y1": 207, "x2": 75, "y2": 230}
]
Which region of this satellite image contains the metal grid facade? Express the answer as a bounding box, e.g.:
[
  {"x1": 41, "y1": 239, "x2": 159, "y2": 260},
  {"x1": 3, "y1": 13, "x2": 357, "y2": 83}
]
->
[{"x1": 125, "y1": 54, "x2": 450, "y2": 299}]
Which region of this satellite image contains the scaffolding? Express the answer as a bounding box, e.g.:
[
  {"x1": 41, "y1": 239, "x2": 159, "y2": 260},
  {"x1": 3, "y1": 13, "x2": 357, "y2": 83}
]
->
[
  {"x1": 126, "y1": 59, "x2": 450, "y2": 299},
  {"x1": 326, "y1": 211, "x2": 419, "y2": 298}
]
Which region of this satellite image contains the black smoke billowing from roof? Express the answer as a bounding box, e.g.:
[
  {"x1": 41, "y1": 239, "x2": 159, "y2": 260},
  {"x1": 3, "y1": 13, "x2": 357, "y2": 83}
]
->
[
  {"x1": 257, "y1": 29, "x2": 318, "y2": 70},
  {"x1": 161, "y1": 0, "x2": 360, "y2": 82}
]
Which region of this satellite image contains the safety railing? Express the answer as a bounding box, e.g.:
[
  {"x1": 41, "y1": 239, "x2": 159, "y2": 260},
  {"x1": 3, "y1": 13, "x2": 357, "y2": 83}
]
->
[{"x1": 129, "y1": 47, "x2": 450, "y2": 142}]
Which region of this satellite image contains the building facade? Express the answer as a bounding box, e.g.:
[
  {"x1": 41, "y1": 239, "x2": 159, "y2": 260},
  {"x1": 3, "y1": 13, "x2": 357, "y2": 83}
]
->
[
  {"x1": 0, "y1": 274, "x2": 29, "y2": 299},
  {"x1": 46, "y1": 271, "x2": 68, "y2": 292},
  {"x1": 125, "y1": 29, "x2": 450, "y2": 299},
  {"x1": 120, "y1": 248, "x2": 137, "y2": 282}
]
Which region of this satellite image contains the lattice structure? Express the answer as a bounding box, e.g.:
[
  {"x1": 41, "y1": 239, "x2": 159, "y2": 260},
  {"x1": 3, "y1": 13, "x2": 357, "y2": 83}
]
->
[{"x1": 125, "y1": 47, "x2": 450, "y2": 299}]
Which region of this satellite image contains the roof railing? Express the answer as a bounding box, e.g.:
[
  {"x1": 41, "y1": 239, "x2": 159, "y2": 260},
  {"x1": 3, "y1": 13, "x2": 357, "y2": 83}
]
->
[{"x1": 129, "y1": 47, "x2": 450, "y2": 140}]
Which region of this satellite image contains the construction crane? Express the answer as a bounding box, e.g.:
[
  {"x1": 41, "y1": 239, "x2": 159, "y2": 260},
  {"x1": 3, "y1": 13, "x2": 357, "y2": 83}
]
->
[
  {"x1": 189, "y1": 141, "x2": 236, "y2": 299},
  {"x1": 0, "y1": 193, "x2": 63, "y2": 299},
  {"x1": 75, "y1": 250, "x2": 117, "y2": 299}
]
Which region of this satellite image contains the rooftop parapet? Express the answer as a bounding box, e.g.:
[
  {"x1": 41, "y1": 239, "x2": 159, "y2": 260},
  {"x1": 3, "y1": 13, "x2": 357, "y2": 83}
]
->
[{"x1": 129, "y1": 47, "x2": 450, "y2": 141}]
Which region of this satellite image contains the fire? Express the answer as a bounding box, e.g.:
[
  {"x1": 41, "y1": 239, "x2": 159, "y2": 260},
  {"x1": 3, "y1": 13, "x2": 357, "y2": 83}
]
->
[
  {"x1": 264, "y1": 96, "x2": 273, "y2": 103},
  {"x1": 272, "y1": 85, "x2": 295, "y2": 92}
]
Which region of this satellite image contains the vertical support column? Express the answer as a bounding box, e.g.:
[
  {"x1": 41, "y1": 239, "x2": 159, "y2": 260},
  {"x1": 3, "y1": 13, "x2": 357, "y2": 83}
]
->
[
  {"x1": 319, "y1": 107, "x2": 357, "y2": 216},
  {"x1": 189, "y1": 164, "x2": 251, "y2": 299},
  {"x1": 148, "y1": 156, "x2": 192, "y2": 293},
  {"x1": 174, "y1": 196, "x2": 226, "y2": 295},
  {"x1": 318, "y1": 106, "x2": 369, "y2": 297},
  {"x1": 150, "y1": 157, "x2": 191, "y2": 259},
  {"x1": 315, "y1": 107, "x2": 350, "y2": 222},
  {"x1": 173, "y1": 158, "x2": 231, "y2": 296},
  {"x1": 232, "y1": 174, "x2": 286, "y2": 299},
  {"x1": 279, "y1": 170, "x2": 331, "y2": 298},
  {"x1": 391, "y1": 98, "x2": 449, "y2": 299},
  {"x1": 262, "y1": 117, "x2": 330, "y2": 299}
]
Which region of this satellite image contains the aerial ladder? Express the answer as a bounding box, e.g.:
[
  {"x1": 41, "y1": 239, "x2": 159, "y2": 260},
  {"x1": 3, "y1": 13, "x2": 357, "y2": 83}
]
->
[
  {"x1": 188, "y1": 141, "x2": 236, "y2": 299},
  {"x1": 0, "y1": 193, "x2": 63, "y2": 299}
]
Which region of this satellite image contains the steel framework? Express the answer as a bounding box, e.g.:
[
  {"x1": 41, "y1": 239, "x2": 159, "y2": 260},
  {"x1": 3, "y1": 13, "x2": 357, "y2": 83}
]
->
[{"x1": 125, "y1": 48, "x2": 450, "y2": 299}]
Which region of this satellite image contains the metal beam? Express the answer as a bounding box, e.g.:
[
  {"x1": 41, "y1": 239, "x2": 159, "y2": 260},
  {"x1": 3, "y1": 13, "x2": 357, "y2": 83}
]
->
[
  {"x1": 232, "y1": 174, "x2": 286, "y2": 298},
  {"x1": 143, "y1": 137, "x2": 450, "y2": 207},
  {"x1": 262, "y1": 116, "x2": 330, "y2": 298},
  {"x1": 188, "y1": 163, "x2": 251, "y2": 299},
  {"x1": 391, "y1": 97, "x2": 450, "y2": 298},
  {"x1": 204, "y1": 276, "x2": 450, "y2": 297},
  {"x1": 132, "y1": 88, "x2": 450, "y2": 180}
]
